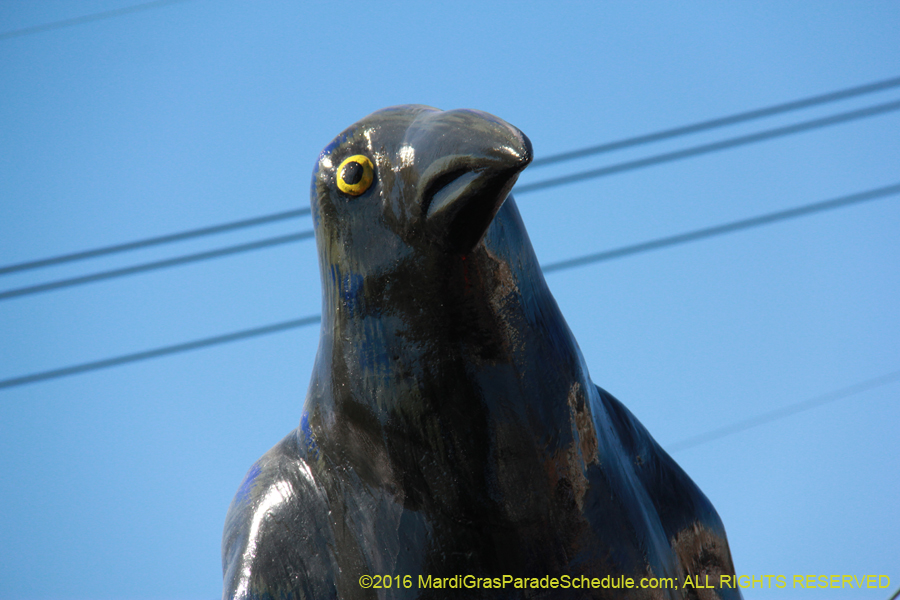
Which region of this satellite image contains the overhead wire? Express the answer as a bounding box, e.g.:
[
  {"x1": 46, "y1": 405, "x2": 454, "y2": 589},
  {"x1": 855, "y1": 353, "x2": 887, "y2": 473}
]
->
[
  {"x1": 541, "y1": 182, "x2": 900, "y2": 273},
  {"x1": 4, "y1": 98, "x2": 899, "y2": 302},
  {"x1": 3, "y1": 74, "x2": 898, "y2": 277},
  {"x1": 0, "y1": 316, "x2": 321, "y2": 390},
  {"x1": 530, "y1": 74, "x2": 900, "y2": 167},
  {"x1": 2, "y1": 182, "x2": 896, "y2": 390},
  {"x1": 0, "y1": 230, "x2": 314, "y2": 302},
  {"x1": 0, "y1": 0, "x2": 195, "y2": 41},
  {"x1": 516, "y1": 98, "x2": 900, "y2": 194},
  {"x1": 0, "y1": 207, "x2": 311, "y2": 276},
  {"x1": 2, "y1": 74, "x2": 898, "y2": 386},
  {"x1": 667, "y1": 368, "x2": 900, "y2": 452}
]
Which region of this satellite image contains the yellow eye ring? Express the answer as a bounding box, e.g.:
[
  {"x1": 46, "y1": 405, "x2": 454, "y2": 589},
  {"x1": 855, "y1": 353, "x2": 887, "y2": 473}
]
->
[{"x1": 336, "y1": 155, "x2": 374, "y2": 196}]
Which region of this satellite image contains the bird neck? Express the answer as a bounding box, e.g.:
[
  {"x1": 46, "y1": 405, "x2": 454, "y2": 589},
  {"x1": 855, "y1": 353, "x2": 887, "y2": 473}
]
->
[{"x1": 304, "y1": 199, "x2": 592, "y2": 460}]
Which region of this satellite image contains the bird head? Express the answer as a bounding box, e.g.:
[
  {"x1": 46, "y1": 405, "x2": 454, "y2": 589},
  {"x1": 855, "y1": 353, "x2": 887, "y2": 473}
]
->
[{"x1": 310, "y1": 105, "x2": 532, "y2": 289}]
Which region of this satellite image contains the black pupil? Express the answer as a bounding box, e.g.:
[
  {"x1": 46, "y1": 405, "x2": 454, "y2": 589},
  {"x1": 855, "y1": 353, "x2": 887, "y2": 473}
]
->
[{"x1": 341, "y1": 161, "x2": 364, "y2": 185}]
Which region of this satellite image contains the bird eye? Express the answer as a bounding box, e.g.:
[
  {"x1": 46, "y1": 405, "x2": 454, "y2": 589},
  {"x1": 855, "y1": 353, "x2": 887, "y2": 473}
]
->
[{"x1": 336, "y1": 155, "x2": 374, "y2": 196}]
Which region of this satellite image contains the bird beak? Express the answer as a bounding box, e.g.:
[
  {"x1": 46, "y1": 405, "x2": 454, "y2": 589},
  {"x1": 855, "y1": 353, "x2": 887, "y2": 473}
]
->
[{"x1": 407, "y1": 109, "x2": 533, "y2": 253}]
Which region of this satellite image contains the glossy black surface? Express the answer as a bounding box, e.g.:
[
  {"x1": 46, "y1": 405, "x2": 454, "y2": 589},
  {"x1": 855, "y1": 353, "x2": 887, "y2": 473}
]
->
[
  {"x1": 341, "y1": 162, "x2": 364, "y2": 185},
  {"x1": 222, "y1": 106, "x2": 742, "y2": 599}
]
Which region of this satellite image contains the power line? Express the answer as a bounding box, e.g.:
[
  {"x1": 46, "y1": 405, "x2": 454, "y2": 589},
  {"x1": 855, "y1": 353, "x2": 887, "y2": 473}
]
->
[
  {"x1": 531, "y1": 75, "x2": 900, "y2": 167},
  {"x1": 1, "y1": 182, "x2": 895, "y2": 389},
  {"x1": 541, "y1": 182, "x2": 900, "y2": 273},
  {"x1": 667, "y1": 369, "x2": 900, "y2": 452},
  {"x1": 7, "y1": 78, "x2": 897, "y2": 278},
  {"x1": 8, "y1": 99, "x2": 896, "y2": 300},
  {"x1": 8, "y1": 165, "x2": 892, "y2": 303},
  {"x1": 0, "y1": 0, "x2": 195, "y2": 41},
  {"x1": 0, "y1": 230, "x2": 314, "y2": 302},
  {"x1": 0, "y1": 207, "x2": 311, "y2": 276},
  {"x1": 516, "y1": 99, "x2": 900, "y2": 195},
  {"x1": 0, "y1": 316, "x2": 321, "y2": 390}
]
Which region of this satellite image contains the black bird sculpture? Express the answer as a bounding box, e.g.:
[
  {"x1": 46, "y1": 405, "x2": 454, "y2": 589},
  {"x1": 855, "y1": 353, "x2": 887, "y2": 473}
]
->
[{"x1": 222, "y1": 106, "x2": 742, "y2": 599}]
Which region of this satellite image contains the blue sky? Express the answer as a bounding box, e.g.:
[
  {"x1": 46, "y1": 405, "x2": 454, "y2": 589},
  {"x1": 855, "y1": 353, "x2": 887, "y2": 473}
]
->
[{"x1": 1, "y1": 2, "x2": 898, "y2": 599}]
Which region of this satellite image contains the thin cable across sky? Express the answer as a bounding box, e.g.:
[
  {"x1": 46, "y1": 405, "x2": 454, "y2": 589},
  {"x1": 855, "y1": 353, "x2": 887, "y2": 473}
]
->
[
  {"x1": 2, "y1": 74, "x2": 897, "y2": 278},
  {"x1": 541, "y1": 182, "x2": 900, "y2": 272},
  {"x1": 4, "y1": 96, "x2": 899, "y2": 301},
  {"x1": 0, "y1": 208, "x2": 311, "y2": 276},
  {"x1": 2, "y1": 181, "x2": 896, "y2": 390},
  {"x1": 530, "y1": 74, "x2": 900, "y2": 167},
  {"x1": 0, "y1": 316, "x2": 322, "y2": 390},
  {"x1": 0, "y1": 230, "x2": 314, "y2": 302},
  {"x1": 0, "y1": 0, "x2": 196, "y2": 41},
  {"x1": 667, "y1": 369, "x2": 900, "y2": 452},
  {"x1": 516, "y1": 98, "x2": 900, "y2": 194}
]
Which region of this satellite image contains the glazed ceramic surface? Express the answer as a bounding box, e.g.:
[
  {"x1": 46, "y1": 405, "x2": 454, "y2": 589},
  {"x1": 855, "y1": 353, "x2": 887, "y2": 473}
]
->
[{"x1": 222, "y1": 106, "x2": 742, "y2": 600}]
